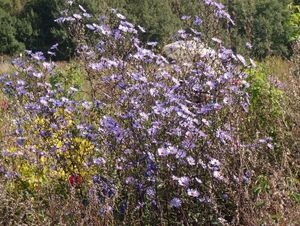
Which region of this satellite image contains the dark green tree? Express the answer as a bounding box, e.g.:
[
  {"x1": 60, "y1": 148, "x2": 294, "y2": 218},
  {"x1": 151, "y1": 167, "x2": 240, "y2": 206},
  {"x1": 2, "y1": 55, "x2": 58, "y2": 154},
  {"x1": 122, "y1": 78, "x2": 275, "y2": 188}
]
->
[
  {"x1": 123, "y1": 0, "x2": 181, "y2": 44},
  {"x1": 169, "y1": 0, "x2": 294, "y2": 58},
  {"x1": 1, "y1": 0, "x2": 298, "y2": 59},
  {"x1": 15, "y1": 0, "x2": 74, "y2": 60},
  {"x1": 251, "y1": 0, "x2": 293, "y2": 58},
  {"x1": 0, "y1": 7, "x2": 24, "y2": 55}
]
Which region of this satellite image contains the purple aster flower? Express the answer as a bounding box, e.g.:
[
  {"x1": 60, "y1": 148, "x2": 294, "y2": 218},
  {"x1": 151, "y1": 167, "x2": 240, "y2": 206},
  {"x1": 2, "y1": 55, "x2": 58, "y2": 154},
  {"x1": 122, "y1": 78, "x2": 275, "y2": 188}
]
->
[
  {"x1": 176, "y1": 149, "x2": 186, "y2": 159},
  {"x1": 170, "y1": 198, "x2": 182, "y2": 208},
  {"x1": 42, "y1": 62, "x2": 53, "y2": 72},
  {"x1": 50, "y1": 123, "x2": 58, "y2": 130},
  {"x1": 16, "y1": 137, "x2": 26, "y2": 146},
  {"x1": 93, "y1": 175, "x2": 100, "y2": 184},
  {"x1": 181, "y1": 15, "x2": 191, "y2": 20},
  {"x1": 178, "y1": 176, "x2": 190, "y2": 187},
  {"x1": 65, "y1": 16, "x2": 76, "y2": 22},
  {"x1": 216, "y1": 129, "x2": 232, "y2": 144},
  {"x1": 223, "y1": 194, "x2": 229, "y2": 200},
  {"x1": 193, "y1": 16, "x2": 202, "y2": 26},
  {"x1": 101, "y1": 116, "x2": 123, "y2": 140},
  {"x1": 146, "y1": 188, "x2": 155, "y2": 198},
  {"x1": 158, "y1": 147, "x2": 168, "y2": 156},
  {"x1": 186, "y1": 156, "x2": 196, "y2": 166},
  {"x1": 0, "y1": 74, "x2": 9, "y2": 81},
  {"x1": 118, "y1": 24, "x2": 129, "y2": 33},
  {"x1": 31, "y1": 51, "x2": 46, "y2": 61},
  {"x1": 5, "y1": 171, "x2": 14, "y2": 178},
  {"x1": 94, "y1": 100, "x2": 103, "y2": 108},
  {"x1": 245, "y1": 170, "x2": 252, "y2": 178},
  {"x1": 89, "y1": 62, "x2": 104, "y2": 71},
  {"x1": 52, "y1": 100, "x2": 63, "y2": 107},
  {"x1": 50, "y1": 43, "x2": 58, "y2": 50},
  {"x1": 54, "y1": 17, "x2": 66, "y2": 23},
  {"x1": 40, "y1": 97, "x2": 48, "y2": 106},
  {"x1": 190, "y1": 28, "x2": 202, "y2": 36},
  {"x1": 125, "y1": 176, "x2": 135, "y2": 185},
  {"x1": 82, "y1": 101, "x2": 92, "y2": 110},
  {"x1": 94, "y1": 157, "x2": 106, "y2": 165},
  {"x1": 99, "y1": 24, "x2": 112, "y2": 35},
  {"x1": 243, "y1": 176, "x2": 250, "y2": 184},
  {"x1": 15, "y1": 128, "x2": 23, "y2": 135}
]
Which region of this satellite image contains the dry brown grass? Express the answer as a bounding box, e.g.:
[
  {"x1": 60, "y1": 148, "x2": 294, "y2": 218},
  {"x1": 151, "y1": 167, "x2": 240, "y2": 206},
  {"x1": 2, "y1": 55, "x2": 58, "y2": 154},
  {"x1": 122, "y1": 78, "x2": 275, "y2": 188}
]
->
[{"x1": 0, "y1": 63, "x2": 13, "y2": 75}]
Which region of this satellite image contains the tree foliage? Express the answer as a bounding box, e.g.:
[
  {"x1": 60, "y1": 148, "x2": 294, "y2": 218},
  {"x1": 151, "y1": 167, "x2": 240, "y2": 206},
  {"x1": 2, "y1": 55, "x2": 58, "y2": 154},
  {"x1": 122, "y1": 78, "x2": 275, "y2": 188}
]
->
[
  {"x1": 0, "y1": 0, "x2": 299, "y2": 59},
  {"x1": 0, "y1": 7, "x2": 24, "y2": 55},
  {"x1": 15, "y1": 0, "x2": 74, "y2": 60},
  {"x1": 123, "y1": 0, "x2": 181, "y2": 44}
]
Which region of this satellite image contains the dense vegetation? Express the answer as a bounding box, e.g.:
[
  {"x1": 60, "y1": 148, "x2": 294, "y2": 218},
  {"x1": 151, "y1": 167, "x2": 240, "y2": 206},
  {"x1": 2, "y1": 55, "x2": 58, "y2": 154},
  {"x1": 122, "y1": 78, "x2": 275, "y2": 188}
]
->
[
  {"x1": 0, "y1": 0, "x2": 299, "y2": 225},
  {"x1": 1, "y1": 0, "x2": 300, "y2": 59}
]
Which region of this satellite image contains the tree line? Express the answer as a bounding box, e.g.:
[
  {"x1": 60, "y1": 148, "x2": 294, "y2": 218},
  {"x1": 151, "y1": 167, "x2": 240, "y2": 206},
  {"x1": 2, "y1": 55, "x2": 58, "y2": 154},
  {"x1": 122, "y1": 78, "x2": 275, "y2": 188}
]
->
[{"x1": 0, "y1": 0, "x2": 299, "y2": 60}]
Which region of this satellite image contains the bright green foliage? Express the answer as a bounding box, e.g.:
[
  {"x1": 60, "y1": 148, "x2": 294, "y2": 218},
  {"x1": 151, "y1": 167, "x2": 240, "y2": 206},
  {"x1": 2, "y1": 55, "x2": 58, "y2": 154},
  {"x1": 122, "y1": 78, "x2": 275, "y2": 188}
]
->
[
  {"x1": 49, "y1": 62, "x2": 88, "y2": 96},
  {"x1": 288, "y1": 3, "x2": 300, "y2": 42},
  {"x1": 246, "y1": 62, "x2": 285, "y2": 139}
]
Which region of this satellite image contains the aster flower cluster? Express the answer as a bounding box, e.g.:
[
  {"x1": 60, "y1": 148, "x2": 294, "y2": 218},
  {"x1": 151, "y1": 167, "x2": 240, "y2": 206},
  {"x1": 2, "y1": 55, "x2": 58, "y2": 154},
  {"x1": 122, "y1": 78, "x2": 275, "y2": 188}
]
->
[{"x1": 0, "y1": 0, "x2": 274, "y2": 224}]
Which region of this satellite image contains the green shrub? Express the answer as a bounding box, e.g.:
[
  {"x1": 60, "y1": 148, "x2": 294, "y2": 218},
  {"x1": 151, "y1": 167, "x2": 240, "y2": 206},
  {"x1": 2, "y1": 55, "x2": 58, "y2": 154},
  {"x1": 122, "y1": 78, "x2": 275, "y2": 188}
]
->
[{"x1": 247, "y1": 62, "x2": 285, "y2": 139}]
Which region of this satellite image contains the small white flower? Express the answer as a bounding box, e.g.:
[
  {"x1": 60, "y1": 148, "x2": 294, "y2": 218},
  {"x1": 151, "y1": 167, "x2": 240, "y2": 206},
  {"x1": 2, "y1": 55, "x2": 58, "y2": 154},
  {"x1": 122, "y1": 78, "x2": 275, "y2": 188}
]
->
[
  {"x1": 116, "y1": 13, "x2": 126, "y2": 20},
  {"x1": 158, "y1": 147, "x2": 168, "y2": 156},
  {"x1": 73, "y1": 13, "x2": 82, "y2": 20},
  {"x1": 138, "y1": 25, "x2": 145, "y2": 33},
  {"x1": 79, "y1": 4, "x2": 86, "y2": 12},
  {"x1": 186, "y1": 156, "x2": 196, "y2": 166},
  {"x1": 33, "y1": 72, "x2": 43, "y2": 78},
  {"x1": 195, "y1": 177, "x2": 203, "y2": 184},
  {"x1": 187, "y1": 188, "x2": 200, "y2": 197},
  {"x1": 213, "y1": 171, "x2": 224, "y2": 180}
]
